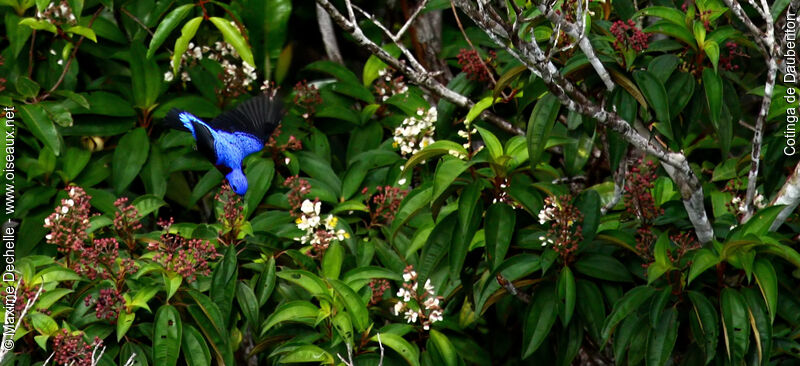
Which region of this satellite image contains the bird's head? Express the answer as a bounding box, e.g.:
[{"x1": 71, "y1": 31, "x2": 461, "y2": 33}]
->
[{"x1": 227, "y1": 169, "x2": 248, "y2": 196}]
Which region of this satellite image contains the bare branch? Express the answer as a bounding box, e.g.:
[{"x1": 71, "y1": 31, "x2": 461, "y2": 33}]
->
[
  {"x1": 317, "y1": 4, "x2": 344, "y2": 63},
  {"x1": 770, "y1": 161, "x2": 800, "y2": 231},
  {"x1": 452, "y1": 0, "x2": 714, "y2": 243},
  {"x1": 122, "y1": 353, "x2": 138, "y2": 366},
  {"x1": 315, "y1": 0, "x2": 523, "y2": 135},
  {"x1": 0, "y1": 283, "x2": 43, "y2": 362},
  {"x1": 396, "y1": 0, "x2": 429, "y2": 41}
]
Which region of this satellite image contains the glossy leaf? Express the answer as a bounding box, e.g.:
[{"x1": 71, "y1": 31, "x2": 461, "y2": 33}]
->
[
  {"x1": 484, "y1": 203, "x2": 515, "y2": 270},
  {"x1": 153, "y1": 305, "x2": 182, "y2": 366}
]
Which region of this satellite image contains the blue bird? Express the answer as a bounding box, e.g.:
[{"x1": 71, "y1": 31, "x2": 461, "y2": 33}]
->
[{"x1": 165, "y1": 95, "x2": 282, "y2": 195}]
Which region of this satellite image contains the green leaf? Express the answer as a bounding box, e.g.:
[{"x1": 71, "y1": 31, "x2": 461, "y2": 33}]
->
[
  {"x1": 647, "y1": 233, "x2": 672, "y2": 284},
  {"x1": 112, "y1": 128, "x2": 149, "y2": 194},
  {"x1": 704, "y1": 40, "x2": 720, "y2": 71},
  {"x1": 153, "y1": 305, "x2": 182, "y2": 366},
  {"x1": 741, "y1": 287, "x2": 772, "y2": 365},
  {"x1": 557, "y1": 266, "x2": 576, "y2": 326},
  {"x1": 601, "y1": 285, "x2": 657, "y2": 342},
  {"x1": 277, "y1": 269, "x2": 329, "y2": 298},
  {"x1": 465, "y1": 96, "x2": 495, "y2": 124},
  {"x1": 646, "y1": 307, "x2": 679, "y2": 366},
  {"x1": 244, "y1": 157, "x2": 274, "y2": 218},
  {"x1": 236, "y1": 282, "x2": 259, "y2": 327},
  {"x1": 432, "y1": 157, "x2": 468, "y2": 203},
  {"x1": 485, "y1": 203, "x2": 515, "y2": 270},
  {"x1": 181, "y1": 324, "x2": 211, "y2": 366},
  {"x1": 633, "y1": 70, "x2": 671, "y2": 125},
  {"x1": 634, "y1": 6, "x2": 686, "y2": 26},
  {"x1": 450, "y1": 181, "x2": 483, "y2": 278},
  {"x1": 475, "y1": 126, "x2": 503, "y2": 162},
  {"x1": 18, "y1": 104, "x2": 63, "y2": 156},
  {"x1": 522, "y1": 284, "x2": 558, "y2": 358},
  {"x1": 688, "y1": 248, "x2": 719, "y2": 284},
  {"x1": 702, "y1": 67, "x2": 723, "y2": 132},
  {"x1": 131, "y1": 194, "x2": 166, "y2": 218},
  {"x1": 644, "y1": 21, "x2": 697, "y2": 49},
  {"x1": 63, "y1": 25, "x2": 96, "y2": 42},
  {"x1": 260, "y1": 300, "x2": 319, "y2": 335},
  {"x1": 148, "y1": 4, "x2": 194, "y2": 58},
  {"x1": 30, "y1": 312, "x2": 58, "y2": 335},
  {"x1": 372, "y1": 333, "x2": 420, "y2": 366},
  {"x1": 342, "y1": 266, "x2": 403, "y2": 288},
  {"x1": 279, "y1": 345, "x2": 334, "y2": 364},
  {"x1": 209, "y1": 17, "x2": 255, "y2": 67},
  {"x1": 419, "y1": 213, "x2": 457, "y2": 282},
  {"x1": 210, "y1": 245, "x2": 237, "y2": 327},
  {"x1": 576, "y1": 280, "x2": 605, "y2": 342},
  {"x1": 687, "y1": 291, "x2": 719, "y2": 364},
  {"x1": 305, "y1": 60, "x2": 361, "y2": 86},
  {"x1": 362, "y1": 44, "x2": 401, "y2": 86},
  {"x1": 666, "y1": 71, "x2": 695, "y2": 118},
  {"x1": 720, "y1": 288, "x2": 749, "y2": 364},
  {"x1": 117, "y1": 311, "x2": 135, "y2": 341},
  {"x1": 752, "y1": 258, "x2": 777, "y2": 322},
  {"x1": 172, "y1": 16, "x2": 203, "y2": 74},
  {"x1": 18, "y1": 17, "x2": 57, "y2": 33},
  {"x1": 256, "y1": 257, "x2": 276, "y2": 306},
  {"x1": 403, "y1": 141, "x2": 468, "y2": 173},
  {"x1": 163, "y1": 271, "x2": 182, "y2": 301},
  {"x1": 322, "y1": 241, "x2": 344, "y2": 279},
  {"x1": 429, "y1": 330, "x2": 458, "y2": 366},
  {"x1": 526, "y1": 93, "x2": 560, "y2": 168},
  {"x1": 130, "y1": 42, "x2": 162, "y2": 109},
  {"x1": 574, "y1": 254, "x2": 633, "y2": 282},
  {"x1": 15, "y1": 76, "x2": 40, "y2": 99}
]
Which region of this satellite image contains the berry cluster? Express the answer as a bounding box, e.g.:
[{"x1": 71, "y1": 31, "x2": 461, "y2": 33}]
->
[
  {"x1": 368, "y1": 278, "x2": 391, "y2": 305},
  {"x1": 4, "y1": 280, "x2": 49, "y2": 316},
  {"x1": 283, "y1": 175, "x2": 313, "y2": 217},
  {"x1": 214, "y1": 184, "x2": 245, "y2": 245},
  {"x1": 720, "y1": 42, "x2": 746, "y2": 71},
  {"x1": 392, "y1": 266, "x2": 444, "y2": 331},
  {"x1": 667, "y1": 232, "x2": 701, "y2": 264},
  {"x1": 538, "y1": 196, "x2": 583, "y2": 261},
  {"x1": 363, "y1": 186, "x2": 408, "y2": 228},
  {"x1": 149, "y1": 218, "x2": 220, "y2": 282},
  {"x1": 75, "y1": 237, "x2": 137, "y2": 282},
  {"x1": 264, "y1": 124, "x2": 303, "y2": 158},
  {"x1": 456, "y1": 49, "x2": 496, "y2": 83},
  {"x1": 292, "y1": 80, "x2": 323, "y2": 120},
  {"x1": 374, "y1": 68, "x2": 409, "y2": 102},
  {"x1": 610, "y1": 20, "x2": 650, "y2": 52},
  {"x1": 113, "y1": 197, "x2": 142, "y2": 250},
  {"x1": 51, "y1": 329, "x2": 102, "y2": 366},
  {"x1": 84, "y1": 288, "x2": 126, "y2": 322},
  {"x1": 44, "y1": 186, "x2": 93, "y2": 254},
  {"x1": 624, "y1": 159, "x2": 663, "y2": 263}
]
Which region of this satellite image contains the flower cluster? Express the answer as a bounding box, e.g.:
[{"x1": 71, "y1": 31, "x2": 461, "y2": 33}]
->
[
  {"x1": 374, "y1": 68, "x2": 408, "y2": 102},
  {"x1": 36, "y1": 0, "x2": 77, "y2": 26},
  {"x1": 265, "y1": 124, "x2": 303, "y2": 157},
  {"x1": 667, "y1": 232, "x2": 701, "y2": 264},
  {"x1": 363, "y1": 185, "x2": 408, "y2": 228},
  {"x1": 610, "y1": 20, "x2": 650, "y2": 52},
  {"x1": 113, "y1": 197, "x2": 141, "y2": 249},
  {"x1": 538, "y1": 196, "x2": 583, "y2": 260},
  {"x1": 392, "y1": 107, "x2": 437, "y2": 157},
  {"x1": 292, "y1": 80, "x2": 323, "y2": 120},
  {"x1": 164, "y1": 40, "x2": 257, "y2": 98},
  {"x1": 456, "y1": 127, "x2": 478, "y2": 151},
  {"x1": 149, "y1": 218, "x2": 220, "y2": 282},
  {"x1": 75, "y1": 237, "x2": 137, "y2": 282},
  {"x1": 215, "y1": 184, "x2": 244, "y2": 245},
  {"x1": 392, "y1": 266, "x2": 444, "y2": 331},
  {"x1": 623, "y1": 159, "x2": 663, "y2": 260},
  {"x1": 368, "y1": 278, "x2": 391, "y2": 305},
  {"x1": 720, "y1": 42, "x2": 746, "y2": 71},
  {"x1": 491, "y1": 177, "x2": 518, "y2": 207},
  {"x1": 52, "y1": 329, "x2": 102, "y2": 366},
  {"x1": 283, "y1": 175, "x2": 313, "y2": 217},
  {"x1": 44, "y1": 186, "x2": 93, "y2": 253},
  {"x1": 84, "y1": 287, "x2": 125, "y2": 322},
  {"x1": 5, "y1": 280, "x2": 48, "y2": 316},
  {"x1": 457, "y1": 49, "x2": 496, "y2": 83},
  {"x1": 293, "y1": 200, "x2": 349, "y2": 258}
]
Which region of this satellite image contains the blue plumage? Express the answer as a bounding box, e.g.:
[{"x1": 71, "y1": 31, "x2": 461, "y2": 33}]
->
[{"x1": 165, "y1": 95, "x2": 282, "y2": 195}]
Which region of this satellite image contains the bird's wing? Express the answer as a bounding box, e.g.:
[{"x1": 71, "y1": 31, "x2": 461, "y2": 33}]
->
[
  {"x1": 209, "y1": 94, "x2": 282, "y2": 141},
  {"x1": 190, "y1": 120, "x2": 219, "y2": 164},
  {"x1": 233, "y1": 132, "x2": 265, "y2": 157}
]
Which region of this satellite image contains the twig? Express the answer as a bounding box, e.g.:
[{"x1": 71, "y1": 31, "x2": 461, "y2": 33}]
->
[
  {"x1": 601, "y1": 154, "x2": 628, "y2": 214},
  {"x1": 738, "y1": 120, "x2": 756, "y2": 131},
  {"x1": 0, "y1": 284, "x2": 43, "y2": 362},
  {"x1": 316, "y1": 4, "x2": 343, "y2": 63},
  {"x1": 122, "y1": 353, "x2": 138, "y2": 366},
  {"x1": 496, "y1": 274, "x2": 531, "y2": 303},
  {"x1": 395, "y1": 0, "x2": 429, "y2": 41},
  {"x1": 315, "y1": 0, "x2": 523, "y2": 135},
  {"x1": 35, "y1": 6, "x2": 104, "y2": 103},
  {"x1": 28, "y1": 30, "x2": 36, "y2": 77},
  {"x1": 120, "y1": 7, "x2": 155, "y2": 37}
]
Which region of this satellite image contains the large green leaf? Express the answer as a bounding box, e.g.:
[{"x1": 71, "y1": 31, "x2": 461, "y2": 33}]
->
[
  {"x1": 752, "y1": 258, "x2": 777, "y2": 323},
  {"x1": 330, "y1": 279, "x2": 370, "y2": 332},
  {"x1": 522, "y1": 284, "x2": 557, "y2": 358},
  {"x1": 687, "y1": 291, "x2": 719, "y2": 364},
  {"x1": 450, "y1": 181, "x2": 483, "y2": 278},
  {"x1": 574, "y1": 254, "x2": 633, "y2": 282},
  {"x1": 260, "y1": 300, "x2": 319, "y2": 335},
  {"x1": 601, "y1": 285, "x2": 657, "y2": 342},
  {"x1": 720, "y1": 288, "x2": 749, "y2": 364},
  {"x1": 484, "y1": 203, "x2": 515, "y2": 270},
  {"x1": 372, "y1": 333, "x2": 420, "y2": 366},
  {"x1": 633, "y1": 70, "x2": 671, "y2": 137},
  {"x1": 172, "y1": 16, "x2": 203, "y2": 74},
  {"x1": 209, "y1": 17, "x2": 255, "y2": 67},
  {"x1": 148, "y1": 4, "x2": 194, "y2": 58},
  {"x1": 526, "y1": 93, "x2": 560, "y2": 168},
  {"x1": 112, "y1": 128, "x2": 150, "y2": 194},
  {"x1": 557, "y1": 266, "x2": 576, "y2": 326},
  {"x1": 18, "y1": 103, "x2": 63, "y2": 156},
  {"x1": 153, "y1": 305, "x2": 182, "y2": 366},
  {"x1": 646, "y1": 307, "x2": 678, "y2": 366},
  {"x1": 181, "y1": 324, "x2": 211, "y2": 366}
]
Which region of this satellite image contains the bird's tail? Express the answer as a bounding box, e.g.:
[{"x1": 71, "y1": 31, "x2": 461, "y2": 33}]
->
[
  {"x1": 164, "y1": 108, "x2": 192, "y2": 132},
  {"x1": 211, "y1": 94, "x2": 283, "y2": 141}
]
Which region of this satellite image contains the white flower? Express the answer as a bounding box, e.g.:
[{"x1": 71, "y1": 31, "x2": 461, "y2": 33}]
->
[
  {"x1": 429, "y1": 309, "x2": 443, "y2": 323},
  {"x1": 45, "y1": 234, "x2": 52, "y2": 240},
  {"x1": 754, "y1": 194, "x2": 766, "y2": 209},
  {"x1": 423, "y1": 297, "x2": 439, "y2": 309},
  {"x1": 61, "y1": 206, "x2": 69, "y2": 214},
  {"x1": 301, "y1": 200, "x2": 321, "y2": 215},
  {"x1": 44, "y1": 218, "x2": 51, "y2": 226},
  {"x1": 404, "y1": 309, "x2": 419, "y2": 323},
  {"x1": 163, "y1": 71, "x2": 174, "y2": 82},
  {"x1": 403, "y1": 271, "x2": 416, "y2": 282},
  {"x1": 284, "y1": 157, "x2": 291, "y2": 165},
  {"x1": 397, "y1": 288, "x2": 412, "y2": 302},
  {"x1": 398, "y1": 178, "x2": 407, "y2": 185},
  {"x1": 423, "y1": 279, "x2": 435, "y2": 295},
  {"x1": 393, "y1": 301, "x2": 404, "y2": 315},
  {"x1": 66, "y1": 199, "x2": 74, "y2": 207}
]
